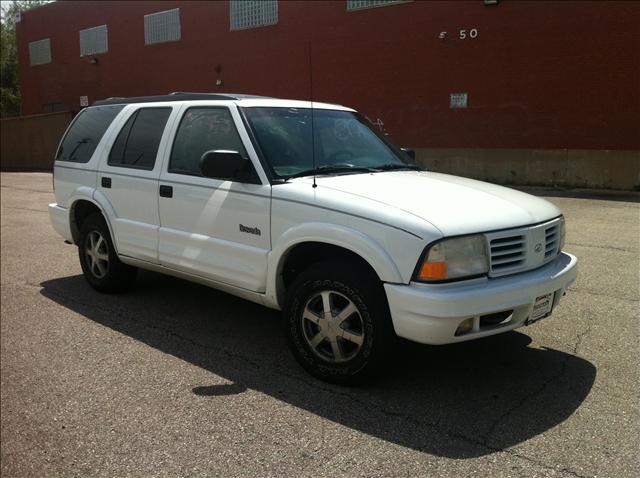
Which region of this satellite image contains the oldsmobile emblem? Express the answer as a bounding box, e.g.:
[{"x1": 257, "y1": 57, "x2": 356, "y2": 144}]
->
[{"x1": 534, "y1": 243, "x2": 543, "y2": 253}]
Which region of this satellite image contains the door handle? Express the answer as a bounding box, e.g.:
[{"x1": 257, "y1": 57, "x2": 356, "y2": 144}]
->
[
  {"x1": 101, "y1": 177, "x2": 111, "y2": 188},
  {"x1": 159, "y1": 185, "x2": 173, "y2": 198}
]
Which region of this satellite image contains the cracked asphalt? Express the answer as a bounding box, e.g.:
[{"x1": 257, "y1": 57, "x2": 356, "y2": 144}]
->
[{"x1": 1, "y1": 172, "x2": 639, "y2": 477}]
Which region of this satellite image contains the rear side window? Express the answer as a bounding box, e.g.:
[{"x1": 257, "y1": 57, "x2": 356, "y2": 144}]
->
[
  {"x1": 108, "y1": 107, "x2": 172, "y2": 170},
  {"x1": 56, "y1": 105, "x2": 124, "y2": 163},
  {"x1": 169, "y1": 107, "x2": 246, "y2": 176}
]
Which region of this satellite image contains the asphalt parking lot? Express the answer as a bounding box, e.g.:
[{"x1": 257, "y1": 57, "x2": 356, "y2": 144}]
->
[{"x1": 1, "y1": 171, "x2": 638, "y2": 477}]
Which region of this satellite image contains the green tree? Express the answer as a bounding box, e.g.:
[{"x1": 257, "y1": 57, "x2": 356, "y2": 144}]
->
[{"x1": 1, "y1": 0, "x2": 51, "y2": 117}]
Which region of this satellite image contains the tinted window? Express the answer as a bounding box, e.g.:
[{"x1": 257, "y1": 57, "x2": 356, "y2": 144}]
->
[
  {"x1": 108, "y1": 107, "x2": 171, "y2": 170},
  {"x1": 169, "y1": 107, "x2": 247, "y2": 176},
  {"x1": 56, "y1": 105, "x2": 124, "y2": 163}
]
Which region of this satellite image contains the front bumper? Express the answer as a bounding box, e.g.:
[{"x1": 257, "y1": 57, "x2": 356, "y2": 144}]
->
[{"x1": 384, "y1": 252, "x2": 578, "y2": 345}]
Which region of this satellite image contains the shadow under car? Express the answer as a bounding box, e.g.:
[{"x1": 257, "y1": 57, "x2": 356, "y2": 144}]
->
[{"x1": 39, "y1": 271, "x2": 596, "y2": 459}]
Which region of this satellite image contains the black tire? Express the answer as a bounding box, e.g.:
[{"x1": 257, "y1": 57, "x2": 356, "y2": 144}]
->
[
  {"x1": 78, "y1": 212, "x2": 137, "y2": 293},
  {"x1": 283, "y1": 261, "x2": 395, "y2": 385}
]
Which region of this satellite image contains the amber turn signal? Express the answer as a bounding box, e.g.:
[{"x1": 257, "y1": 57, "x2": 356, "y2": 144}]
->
[{"x1": 418, "y1": 261, "x2": 448, "y2": 280}]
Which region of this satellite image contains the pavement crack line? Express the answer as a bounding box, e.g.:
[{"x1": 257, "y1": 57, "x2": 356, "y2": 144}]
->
[
  {"x1": 565, "y1": 241, "x2": 638, "y2": 253},
  {"x1": 568, "y1": 287, "x2": 639, "y2": 303},
  {"x1": 0, "y1": 185, "x2": 52, "y2": 194},
  {"x1": 27, "y1": 280, "x2": 593, "y2": 477},
  {"x1": 2, "y1": 206, "x2": 48, "y2": 214},
  {"x1": 478, "y1": 312, "x2": 594, "y2": 477}
]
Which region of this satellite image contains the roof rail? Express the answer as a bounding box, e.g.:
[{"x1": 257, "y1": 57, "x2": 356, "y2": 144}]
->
[
  {"x1": 92, "y1": 92, "x2": 271, "y2": 106},
  {"x1": 169, "y1": 92, "x2": 270, "y2": 99}
]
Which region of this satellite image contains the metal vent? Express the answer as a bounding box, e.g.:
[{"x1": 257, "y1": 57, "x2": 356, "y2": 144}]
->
[
  {"x1": 544, "y1": 224, "x2": 560, "y2": 259},
  {"x1": 144, "y1": 8, "x2": 181, "y2": 45},
  {"x1": 485, "y1": 217, "x2": 563, "y2": 278},
  {"x1": 230, "y1": 0, "x2": 278, "y2": 31},
  {"x1": 79, "y1": 24, "x2": 108, "y2": 56},
  {"x1": 29, "y1": 38, "x2": 51, "y2": 66},
  {"x1": 489, "y1": 234, "x2": 526, "y2": 274},
  {"x1": 347, "y1": 0, "x2": 409, "y2": 11}
]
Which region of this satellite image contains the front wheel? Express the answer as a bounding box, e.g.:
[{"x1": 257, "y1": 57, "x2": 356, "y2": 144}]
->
[{"x1": 283, "y1": 261, "x2": 395, "y2": 384}]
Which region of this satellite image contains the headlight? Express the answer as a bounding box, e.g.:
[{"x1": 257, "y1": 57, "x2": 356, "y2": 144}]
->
[
  {"x1": 415, "y1": 235, "x2": 489, "y2": 282},
  {"x1": 558, "y1": 216, "x2": 566, "y2": 251}
]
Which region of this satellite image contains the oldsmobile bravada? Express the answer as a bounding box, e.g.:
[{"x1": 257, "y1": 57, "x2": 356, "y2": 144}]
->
[{"x1": 49, "y1": 93, "x2": 578, "y2": 383}]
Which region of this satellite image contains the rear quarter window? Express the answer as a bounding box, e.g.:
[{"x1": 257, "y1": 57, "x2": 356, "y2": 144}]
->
[{"x1": 56, "y1": 105, "x2": 124, "y2": 163}]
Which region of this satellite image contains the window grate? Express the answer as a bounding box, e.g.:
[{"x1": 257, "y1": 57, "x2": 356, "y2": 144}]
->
[
  {"x1": 347, "y1": 0, "x2": 409, "y2": 11},
  {"x1": 29, "y1": 38, "x2": 51, "y2": 66},
  {"x1": 144, "y1": 8, "x2": 181, "y2": 45},
  {"x1": 230, "y1": 0, "x2": 278, "y2": 31},
  {"x1": 79, "y1": 24, "x2": 108, "y2": 56}
]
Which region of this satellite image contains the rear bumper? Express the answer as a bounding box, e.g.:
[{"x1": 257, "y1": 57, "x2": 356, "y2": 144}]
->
[
  {"x1": 48, "y1": 203, "x2": 73, "y2": 243},
  {"x1": 384, "y1": 252, "x2": 578, "y2": 345}
]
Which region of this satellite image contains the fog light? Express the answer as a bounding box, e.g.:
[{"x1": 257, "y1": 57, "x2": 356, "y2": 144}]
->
[{"x1": 455, "y1": 317, "x2": 475, "y2": 336}]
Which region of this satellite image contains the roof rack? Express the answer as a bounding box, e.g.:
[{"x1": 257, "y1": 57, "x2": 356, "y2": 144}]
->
[{"x1": 92, "y1": 92, "x2": 271, "y2": 106}]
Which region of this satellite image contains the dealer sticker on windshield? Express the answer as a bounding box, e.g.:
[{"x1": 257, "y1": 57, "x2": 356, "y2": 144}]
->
[{"x1": 528, "y1": 292, "x2": 556, "y2": 324}]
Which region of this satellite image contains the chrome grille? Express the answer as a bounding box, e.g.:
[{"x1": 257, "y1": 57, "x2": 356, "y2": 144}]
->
[
  {"x1": 544, "y1": 224, "x2": 559, "y2": 259},
  {"x1": 486, "y1": 217, "x2": 563, "y2": 278},
  {"x1": 489, "y1": 234, "x2": 526, "y2": 273}
]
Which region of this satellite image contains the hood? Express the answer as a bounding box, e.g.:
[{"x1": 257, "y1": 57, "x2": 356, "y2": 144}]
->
[{"x1": 300, "y1": 171, "x2": 561, "y2": 237}]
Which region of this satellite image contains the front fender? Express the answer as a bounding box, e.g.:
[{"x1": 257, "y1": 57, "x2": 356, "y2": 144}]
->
[{"x1": 264, "y1": 222, "x2": 404, "y2": 309}]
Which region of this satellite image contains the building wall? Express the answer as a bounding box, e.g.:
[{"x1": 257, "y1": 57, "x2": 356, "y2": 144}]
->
[
  {"x1": 0, "y1": 111, "x2": 72, "y2": 170},
  {"x1": 14, "y1": 1, "x2": 640, "y2": 187}
]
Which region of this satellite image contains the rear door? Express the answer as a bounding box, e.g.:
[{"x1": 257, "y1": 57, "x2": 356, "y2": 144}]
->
[
  {"x1": 157, "y1": 105, "x2": 271, "y2": 292},
  {"x1": 96, "y1": 105, "x2": 177, "y2": 262}
]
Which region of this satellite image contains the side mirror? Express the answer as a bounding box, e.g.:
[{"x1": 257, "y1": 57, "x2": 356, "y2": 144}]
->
[
  {"x1": 199, "y1": 150, "x2": 259, "y2": 183},
  {"x1": 401, "y1": 148, "x2": 416, "y2": 161}
]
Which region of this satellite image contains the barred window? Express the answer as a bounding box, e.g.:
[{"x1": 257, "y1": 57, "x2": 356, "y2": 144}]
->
[
  {"x1": 79, "y1": 25, "x2": 108, "y2": 56},
  {"x1": 347, "y1": 0, "x2": 409, "y2": 11},
  {"x1": 144, "y1": 8, "x2": 181, "y2": 45},
  {"x1": 230, "y1": 0, "x2": 278, "y2": 31},
  {"x1": 29, "y1": 38, "x2": 51, "y2": 66}
]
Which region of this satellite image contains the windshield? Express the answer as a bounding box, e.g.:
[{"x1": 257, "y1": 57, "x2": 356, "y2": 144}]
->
[{"x1": 242, "y1": 107, "x2": 413, "y2": 179}]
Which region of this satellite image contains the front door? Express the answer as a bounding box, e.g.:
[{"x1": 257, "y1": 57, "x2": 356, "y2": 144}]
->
[{"x1": 157, "y1": 105, "x2": 271, "y2": 292}]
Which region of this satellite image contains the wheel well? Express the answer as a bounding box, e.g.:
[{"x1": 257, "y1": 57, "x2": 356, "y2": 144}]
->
[
  {"x1": 70, "y1": 200, "x2": 102, "y2": 244},
  {"x1": 278, "y1": 242, "x2": 381, "y2": 306}
]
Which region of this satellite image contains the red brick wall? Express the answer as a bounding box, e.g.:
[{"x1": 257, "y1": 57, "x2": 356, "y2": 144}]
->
[{"x1": 16, "y1": 0, "x2": 640, "y2": 150}]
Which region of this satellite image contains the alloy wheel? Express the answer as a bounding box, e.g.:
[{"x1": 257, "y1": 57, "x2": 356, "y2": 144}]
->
[
  {"x1": 301, "y1": 290, "x2": 365, "y2": 363},
  {"x1": 84, "y1": 230, "x2": 109, "y2": 279}
]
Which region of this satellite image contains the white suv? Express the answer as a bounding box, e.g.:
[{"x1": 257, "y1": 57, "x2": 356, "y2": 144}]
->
[{"x1": 49, "y1": 93, "x2": 578, "y2": 384}]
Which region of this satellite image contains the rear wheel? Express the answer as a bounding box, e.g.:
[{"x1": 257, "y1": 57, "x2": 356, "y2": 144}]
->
[
  {"x1": 78, "y1": 213, "x2": 137, "y2": 293},
  {"x1": 284, "y1": 261, "x2": 395, "y2": 384}
]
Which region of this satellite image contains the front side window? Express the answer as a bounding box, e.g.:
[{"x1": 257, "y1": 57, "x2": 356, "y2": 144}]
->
[
  {"x1": 108, "y1": 107, "x2": 171, "y2": 170},
  {"x1": 242, "y1": 107, "x2": 411, "y2": 178},
  {"x1": 56, "y1": 105, "x2": 124, "y2": 163},
  {"x1": 169, "y1": 107, "x2": 247, "y2": 176}
]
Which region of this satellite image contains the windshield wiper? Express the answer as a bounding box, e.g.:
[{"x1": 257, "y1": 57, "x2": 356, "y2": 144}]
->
[
  {"x1": 285, "y1": 164, "x2": 377, "y2": 180},
  {"x1": 67, "y1": 138, "x2": 90, "y2": 161},
  {"x1": 375, "y1": 163, "x2": 423, "y2": 171}
]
